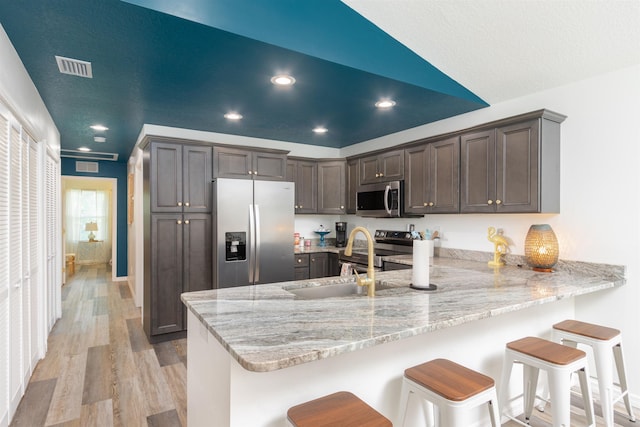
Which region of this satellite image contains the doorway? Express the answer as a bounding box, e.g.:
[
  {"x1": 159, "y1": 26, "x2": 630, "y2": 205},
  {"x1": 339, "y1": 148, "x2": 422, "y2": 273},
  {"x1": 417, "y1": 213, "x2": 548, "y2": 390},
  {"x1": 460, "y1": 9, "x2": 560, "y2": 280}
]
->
[{"x1": 61, "y1": 176, "x2": 117, "y2": 282}]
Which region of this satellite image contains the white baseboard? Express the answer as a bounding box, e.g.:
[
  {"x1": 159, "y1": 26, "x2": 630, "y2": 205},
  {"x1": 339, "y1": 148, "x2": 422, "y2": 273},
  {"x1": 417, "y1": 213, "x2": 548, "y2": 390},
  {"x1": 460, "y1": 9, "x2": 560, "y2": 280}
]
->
[{"x1": 112, "y1": 275, "x2": 128, "y2": 282}]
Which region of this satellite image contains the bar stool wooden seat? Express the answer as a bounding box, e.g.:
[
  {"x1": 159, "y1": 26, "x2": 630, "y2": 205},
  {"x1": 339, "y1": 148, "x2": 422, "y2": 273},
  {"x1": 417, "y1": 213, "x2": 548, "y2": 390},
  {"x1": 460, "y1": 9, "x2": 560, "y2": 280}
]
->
[
  {"x1": 287, "y1": 391, "x2": 391, "y2": 427},
  {"x1": 398, "y1": 358, "x2": 501, "y2": 426},
  {"x1": 553, "y1": 319, "x2": 637, "y2": 426},
  {"x1": 499, "y1": 336, "x2": 595, "y2": 427}
]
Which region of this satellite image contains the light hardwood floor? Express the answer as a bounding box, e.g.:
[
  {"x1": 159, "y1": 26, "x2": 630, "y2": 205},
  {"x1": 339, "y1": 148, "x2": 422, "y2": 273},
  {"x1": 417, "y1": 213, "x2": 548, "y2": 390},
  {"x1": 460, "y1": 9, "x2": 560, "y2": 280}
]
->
[
  {"x1": 11, "y1": 264, "x2": 187, "y2": 427},
  {"x1": 10, "y1": 264, "x2": 638, "y2": 426}
]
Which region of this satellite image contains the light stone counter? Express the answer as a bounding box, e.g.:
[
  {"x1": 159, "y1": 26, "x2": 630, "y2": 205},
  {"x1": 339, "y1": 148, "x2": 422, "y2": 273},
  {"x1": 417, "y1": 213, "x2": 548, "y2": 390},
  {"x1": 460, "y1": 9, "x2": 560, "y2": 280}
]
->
[
  {"x1": 181, "y1": 255, "x2": 624, "y2": 373},
  {"x1": 182, "y1": 253, "x2": 624, "y2": 426}
]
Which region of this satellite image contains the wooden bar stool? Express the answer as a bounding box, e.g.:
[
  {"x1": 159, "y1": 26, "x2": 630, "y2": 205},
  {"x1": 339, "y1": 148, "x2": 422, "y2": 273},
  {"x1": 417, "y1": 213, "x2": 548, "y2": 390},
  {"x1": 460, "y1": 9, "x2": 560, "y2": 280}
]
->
[
  {"x1": 553, "y1": 319, "x2": 637, "y2": 426},
  {"x1": 499, "y1": 336, "x2": 595, "y2": 427},
  {"x1": 287, "y1": 391, "x2": 391, "y2": 427},
  {"x1": 398, "y1": 358, "x2": 501, "y2": 427}
]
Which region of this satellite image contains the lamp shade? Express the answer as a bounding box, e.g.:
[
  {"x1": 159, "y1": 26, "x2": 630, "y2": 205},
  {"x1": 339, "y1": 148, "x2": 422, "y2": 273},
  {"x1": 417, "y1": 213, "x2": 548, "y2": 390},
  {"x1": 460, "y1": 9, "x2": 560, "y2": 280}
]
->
[
  {"x1": 524, "y1": 224, "x2": 559, "y2": 272},
  {"x1": 85, "y1": 222, "x2": 98, "y2": 232}
]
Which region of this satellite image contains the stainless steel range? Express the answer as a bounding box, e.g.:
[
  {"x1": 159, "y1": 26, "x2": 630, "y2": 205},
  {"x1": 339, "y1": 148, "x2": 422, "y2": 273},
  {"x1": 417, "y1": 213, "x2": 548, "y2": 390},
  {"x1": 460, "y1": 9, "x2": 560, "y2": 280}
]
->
[{"x1": 339, "y1": 229, "x2": 414, "y2": 273}]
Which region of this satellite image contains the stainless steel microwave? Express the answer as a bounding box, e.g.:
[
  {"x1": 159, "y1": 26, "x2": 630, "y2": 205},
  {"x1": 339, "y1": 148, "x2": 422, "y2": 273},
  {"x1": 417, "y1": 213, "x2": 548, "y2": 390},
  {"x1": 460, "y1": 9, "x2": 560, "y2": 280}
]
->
[{"x1": 356, "y1": 180, "x2": 405, "y2": 218}]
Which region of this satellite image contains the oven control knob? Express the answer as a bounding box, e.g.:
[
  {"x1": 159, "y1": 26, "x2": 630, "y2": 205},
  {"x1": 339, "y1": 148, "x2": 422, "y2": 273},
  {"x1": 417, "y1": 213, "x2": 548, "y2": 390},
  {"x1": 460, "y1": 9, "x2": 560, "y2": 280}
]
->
[{"x1": 405, "y1": 233, "x2": 411, "y2": 239}]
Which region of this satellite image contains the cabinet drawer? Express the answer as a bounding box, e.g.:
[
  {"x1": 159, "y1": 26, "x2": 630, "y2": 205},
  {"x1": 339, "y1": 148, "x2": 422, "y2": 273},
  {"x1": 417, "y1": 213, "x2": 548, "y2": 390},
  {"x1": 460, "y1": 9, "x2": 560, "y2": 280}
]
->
[{"x1": 294, "y1": 254, "x2": 309, "y2": 267}]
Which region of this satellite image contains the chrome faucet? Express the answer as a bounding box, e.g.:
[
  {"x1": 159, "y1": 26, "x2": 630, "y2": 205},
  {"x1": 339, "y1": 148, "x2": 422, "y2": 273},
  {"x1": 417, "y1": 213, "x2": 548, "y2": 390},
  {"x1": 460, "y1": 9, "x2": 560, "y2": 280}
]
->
[{"x1": 344, "y1": 226, "x2": 376, "y2": 297}]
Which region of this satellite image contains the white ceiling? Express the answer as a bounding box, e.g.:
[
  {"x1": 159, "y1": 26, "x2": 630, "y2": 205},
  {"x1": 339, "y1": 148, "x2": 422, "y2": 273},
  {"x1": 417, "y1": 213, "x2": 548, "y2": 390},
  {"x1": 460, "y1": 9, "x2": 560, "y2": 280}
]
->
[{"x1": 343, "y1": 0, "x2": 640, "y2": 104}]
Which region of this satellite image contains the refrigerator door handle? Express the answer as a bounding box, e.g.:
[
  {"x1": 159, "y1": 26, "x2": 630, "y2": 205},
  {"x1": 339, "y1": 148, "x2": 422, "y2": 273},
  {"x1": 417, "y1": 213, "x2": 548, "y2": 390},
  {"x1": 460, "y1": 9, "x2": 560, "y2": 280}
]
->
[
  {"x1": 254, "y1": 204, "x2": 261, "y2": 283},
  {"x1": 248, "y1": 204, "x2": 256, "y2": 283}
]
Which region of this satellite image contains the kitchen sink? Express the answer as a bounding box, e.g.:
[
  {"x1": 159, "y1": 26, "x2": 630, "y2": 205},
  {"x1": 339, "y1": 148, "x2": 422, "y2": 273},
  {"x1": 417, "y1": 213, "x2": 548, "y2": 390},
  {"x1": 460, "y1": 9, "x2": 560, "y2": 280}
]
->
[{"x1": 287, "y1": 282, "x2": 390, "y2": 299}]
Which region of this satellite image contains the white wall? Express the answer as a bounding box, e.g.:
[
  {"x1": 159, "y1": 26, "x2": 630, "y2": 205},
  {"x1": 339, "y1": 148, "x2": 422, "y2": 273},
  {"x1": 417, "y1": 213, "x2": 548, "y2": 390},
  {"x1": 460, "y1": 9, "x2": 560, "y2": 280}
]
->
[{"x1": 342, "y1": 65, "x2": 640, "y2": 397}]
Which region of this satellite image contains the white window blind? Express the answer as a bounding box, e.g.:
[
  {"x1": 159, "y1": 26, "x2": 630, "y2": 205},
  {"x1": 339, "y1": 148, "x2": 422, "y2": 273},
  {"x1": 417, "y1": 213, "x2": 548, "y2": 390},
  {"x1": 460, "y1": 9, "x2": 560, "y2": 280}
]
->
[
  {"x1": 21, "y1": 132, "x2": 31, "y2": 377},
  {"x1": 28, "y1": 138, "x2": 39, "y2": 365},
  {"x1": 8, "y1": 123, "x2": 23, "y2": 406},
  {"x1": 0, "y1": 110, "x2": 10, "y2": 427}
]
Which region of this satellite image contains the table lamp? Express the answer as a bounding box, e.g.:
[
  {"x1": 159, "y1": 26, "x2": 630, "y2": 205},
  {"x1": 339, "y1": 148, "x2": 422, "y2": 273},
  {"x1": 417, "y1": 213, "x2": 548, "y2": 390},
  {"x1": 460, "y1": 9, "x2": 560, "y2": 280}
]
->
[
  {"x1": 524, "y1": 224, "x2": 559, "y2": 272},
  {"x1": 85, "y1": 221, "x2": 98, "y2": 242}
]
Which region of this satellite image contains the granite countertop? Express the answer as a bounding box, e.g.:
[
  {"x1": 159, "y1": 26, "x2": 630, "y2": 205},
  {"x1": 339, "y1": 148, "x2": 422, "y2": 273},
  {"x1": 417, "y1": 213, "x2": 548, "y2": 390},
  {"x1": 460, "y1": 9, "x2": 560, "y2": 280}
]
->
[{"x1": 181, "y1": 254, "x2": 625, "y2": 373}]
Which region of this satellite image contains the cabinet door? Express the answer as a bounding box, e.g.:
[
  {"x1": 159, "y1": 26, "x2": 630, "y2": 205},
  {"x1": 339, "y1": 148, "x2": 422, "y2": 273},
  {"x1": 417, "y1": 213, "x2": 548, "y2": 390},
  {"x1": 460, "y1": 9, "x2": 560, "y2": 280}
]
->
[
  {"x1": 380, "y1": 150, "x2": 404, "y2": 181},
  {"x1": 430, "y1": 137, "x2": 460, "y2": 213},
  {"x1": 346, "y1": 159, "x2": 358, "y2": 214},
  {"x1": 286, "y1": 160, "x2": 296, "y2": 182},
  {"x1": 359, "y1": 155, "x2": 380, "y2": 185},
  {"x1": 213, "y1": 147, "x2": 252, "y2": 179},
  {"x1": 295, "y1": 161, "x2": 317, "y2": 213},
  {"x1": 460, "y1": 130, "x2": 496, "y2": 213},
  {"x1": 404, "y1": 145, "x2": 429, "y2": 214},
  {"x1": 183, "y1": 145, "x2": 212, "y2": 213},
  {"x1": 309, "y1": 253, "x2": 329, "y2": 279},
  {"x1": 496, "y1": 120, "x2": 539, "y2": 212},
  {"x1": 328, "y1": 253, "x2": 340, "y2": 277},
  {"x1": 254, "y1": 152, "x2": 287, "y2": 181},
  {"x1": 317, "y1": 161, "x2": 346, "y2": 214},
  {"x1": 183, "y1": 214, "x2": 212, "y2": 293},
  {"x1": 150, "y1": 214, "x2": 184, "y2": 335},
  {"x1": 150, "y1": 142, "x2": 182, "y2": 212},
  {"x1": 294, "y1": 254, "x2": 310, "y2": 280}
]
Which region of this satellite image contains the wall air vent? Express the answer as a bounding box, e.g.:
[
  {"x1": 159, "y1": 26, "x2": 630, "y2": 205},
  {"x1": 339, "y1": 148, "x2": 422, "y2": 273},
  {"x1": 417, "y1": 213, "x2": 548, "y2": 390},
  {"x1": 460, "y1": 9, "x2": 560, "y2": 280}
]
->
[
  {"x1": 55, "y1": 55, "x2": 93, "y2": 78},
  {"x1": 76, "y1": 161, "x2": 99, "y2": 173},
  {"x1": 61, "y1": 149, "x2": 118, "y2": 161}
]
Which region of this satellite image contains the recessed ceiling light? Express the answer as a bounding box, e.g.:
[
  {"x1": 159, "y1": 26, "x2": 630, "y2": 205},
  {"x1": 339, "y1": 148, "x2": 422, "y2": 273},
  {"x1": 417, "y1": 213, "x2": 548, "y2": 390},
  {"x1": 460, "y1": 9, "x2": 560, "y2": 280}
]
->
[
  {"x1": 375, "y1": 99, "x2": 396, "y2": 109},
  {"x1": 94, "y1": 136, "x2": 106, "y2": 143},
  {"x1": 270, "y1": 74, "x2": 296, "y2": 86},
  {"x1": 312, "y1": 127, "x2": 328, "y2": 134},
  {"x1": 78, "y1": 147, "x2": 91, "y2": 152},
  {"x1": 90, "y1": 124, "x2": 109, "y2": 131},
  {"x1": 224, "y1": 112, "x2": 243, "y2": 120}
]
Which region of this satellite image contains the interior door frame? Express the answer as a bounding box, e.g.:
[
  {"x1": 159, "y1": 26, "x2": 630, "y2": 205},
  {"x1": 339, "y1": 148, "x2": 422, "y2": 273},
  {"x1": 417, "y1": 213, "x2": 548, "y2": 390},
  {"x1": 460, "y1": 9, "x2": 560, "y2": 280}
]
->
[{"x1": 61, "y1": 175, "x2": 118, "y2": 281}]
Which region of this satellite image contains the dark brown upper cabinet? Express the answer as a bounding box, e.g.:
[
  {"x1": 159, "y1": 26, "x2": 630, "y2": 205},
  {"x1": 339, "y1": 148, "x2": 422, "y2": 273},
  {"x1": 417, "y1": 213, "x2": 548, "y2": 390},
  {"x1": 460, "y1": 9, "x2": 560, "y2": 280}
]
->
[
  {"x1": 150, "y1": 142, "x2": 212, "y2": 213},
  {"x1": 460, "y1": 111, "x2": 563, "y2": 213},
  {"x1": 214, "y1": 146, "x2": 287, "y2": 181},
  {"x1": 405, "y1": 137, "x2": 460, "y2": 214},
  {"x1": 346, "y1": 159, "x2": 359, "y2": 214},
  {"x1": 317, "y1": 160, "x2": 346, "y2": 214},
  {"x1": 359, "y1": 149, "x2": 404, "y2": 184},
  {"x1": 287, "y1": 159, "x2": 318, "y2": 214}
]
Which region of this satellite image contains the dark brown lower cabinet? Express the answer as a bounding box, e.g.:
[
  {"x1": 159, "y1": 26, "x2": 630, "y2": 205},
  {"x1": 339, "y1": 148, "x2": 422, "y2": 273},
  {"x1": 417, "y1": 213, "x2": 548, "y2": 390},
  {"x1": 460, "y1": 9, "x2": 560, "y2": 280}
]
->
[
  {"x1": 309, "y1": 253, "x2": 329, "y2": 279},
  {"x1": 144, "y1": 213, "x2": 212, "y2": 341},
  {"x1": 295, "y1": 252, "x2": 338, "y2": 279}
]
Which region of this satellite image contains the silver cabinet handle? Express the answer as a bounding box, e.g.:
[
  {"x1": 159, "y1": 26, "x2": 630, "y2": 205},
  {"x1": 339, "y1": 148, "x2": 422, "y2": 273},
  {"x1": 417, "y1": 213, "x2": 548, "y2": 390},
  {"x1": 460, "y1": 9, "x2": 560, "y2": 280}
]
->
[
  {"x1": 496, "y1": 199, "x2": 502, "y2": 205},
  {"x1": 177, "y1": 219, "x2": 182, "y2": 224},
  {"x1": 248, "y1": 170, "x2": 253, "y2": 175},
  {"x1": 184, "y1": 220, "x2": 190, "y2": 225},
  {"x1": 178, "y1": 201, "x2": 182, "y2": 206},
  {"x1": 487, "y1": 200, "x2": 493, "y2": 205},
  {"x1": 185, "y1": 202, "x2": 190, "y2": 207}
]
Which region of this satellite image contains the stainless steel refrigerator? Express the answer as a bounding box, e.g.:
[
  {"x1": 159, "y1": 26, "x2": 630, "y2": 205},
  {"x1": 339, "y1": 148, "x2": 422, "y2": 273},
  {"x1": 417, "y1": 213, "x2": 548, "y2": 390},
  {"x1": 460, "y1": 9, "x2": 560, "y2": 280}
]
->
[{"x1": 213, "y1": 178, "x2": 294, "y2": 288}]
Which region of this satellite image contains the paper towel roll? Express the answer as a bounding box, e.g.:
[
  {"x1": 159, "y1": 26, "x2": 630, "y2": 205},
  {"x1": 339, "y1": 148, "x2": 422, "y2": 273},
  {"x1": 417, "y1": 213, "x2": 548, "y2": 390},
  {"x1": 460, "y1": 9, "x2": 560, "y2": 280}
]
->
[{"x1": 412, "y1": 240, "x2": 430, "y2": 288}]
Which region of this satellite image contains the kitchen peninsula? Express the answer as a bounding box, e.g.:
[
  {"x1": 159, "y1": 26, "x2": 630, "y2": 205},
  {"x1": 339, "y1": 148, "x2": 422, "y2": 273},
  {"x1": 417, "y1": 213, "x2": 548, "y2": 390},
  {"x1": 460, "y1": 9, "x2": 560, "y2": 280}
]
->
[{"x1": 181, "y1": 253, "x2": 624, "y2": 426}]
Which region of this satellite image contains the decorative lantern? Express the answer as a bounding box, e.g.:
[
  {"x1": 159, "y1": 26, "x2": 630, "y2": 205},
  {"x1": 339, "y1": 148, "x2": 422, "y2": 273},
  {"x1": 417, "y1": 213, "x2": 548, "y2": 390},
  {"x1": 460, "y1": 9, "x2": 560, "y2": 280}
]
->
[{"x1": 524, "y1": 224, "x2": 559, "y2": 272}]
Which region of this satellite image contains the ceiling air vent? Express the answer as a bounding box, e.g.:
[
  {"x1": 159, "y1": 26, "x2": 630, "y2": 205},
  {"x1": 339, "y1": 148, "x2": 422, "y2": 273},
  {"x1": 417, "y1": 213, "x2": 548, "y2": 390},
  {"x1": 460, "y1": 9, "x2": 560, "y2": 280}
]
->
[
  {"x1": 55, "y1": 55, "x2": 93, "y2": 78},
  {"x1": 76, "y1": 161, "x2": 99, "y2": 173}
]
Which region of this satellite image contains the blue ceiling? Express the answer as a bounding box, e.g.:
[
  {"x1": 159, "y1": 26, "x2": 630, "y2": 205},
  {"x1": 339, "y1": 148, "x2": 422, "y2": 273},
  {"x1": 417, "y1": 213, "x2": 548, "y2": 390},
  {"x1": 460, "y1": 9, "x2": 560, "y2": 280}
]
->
[{"x1": 0, "y1": 0, "x2": 488, "y2": 161}]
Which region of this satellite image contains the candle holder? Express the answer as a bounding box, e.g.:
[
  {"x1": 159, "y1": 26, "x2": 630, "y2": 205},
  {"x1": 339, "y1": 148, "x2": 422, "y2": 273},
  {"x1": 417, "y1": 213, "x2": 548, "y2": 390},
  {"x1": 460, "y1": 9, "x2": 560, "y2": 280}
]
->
[{"x1": 524, "y1": 224, "x2": 559, "y2": 272}]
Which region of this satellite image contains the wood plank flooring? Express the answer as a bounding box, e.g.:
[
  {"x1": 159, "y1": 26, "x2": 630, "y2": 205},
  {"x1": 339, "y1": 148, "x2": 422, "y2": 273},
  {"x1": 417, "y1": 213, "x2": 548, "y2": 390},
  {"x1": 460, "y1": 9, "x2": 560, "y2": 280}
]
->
[
  {"x1": 10, "y1": 264, "x2": 187, "y2": 427},
  {"x1": 9, "y1": 264, "x2": 638, "y2": 426}
]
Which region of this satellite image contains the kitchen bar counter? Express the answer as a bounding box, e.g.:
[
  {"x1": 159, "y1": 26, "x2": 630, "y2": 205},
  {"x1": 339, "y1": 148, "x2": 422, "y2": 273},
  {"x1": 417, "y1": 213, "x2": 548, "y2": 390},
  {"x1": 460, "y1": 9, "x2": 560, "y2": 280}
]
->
[{"x1": 182, "y1": 254, "x2": 624, "y2": 426}]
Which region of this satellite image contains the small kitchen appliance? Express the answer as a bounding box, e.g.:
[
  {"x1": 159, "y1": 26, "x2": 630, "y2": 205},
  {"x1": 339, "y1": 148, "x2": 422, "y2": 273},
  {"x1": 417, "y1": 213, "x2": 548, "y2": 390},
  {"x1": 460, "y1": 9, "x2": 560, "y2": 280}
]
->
[{"x1": 335, "y1": 222, "x2": 347, "y2": 247}]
